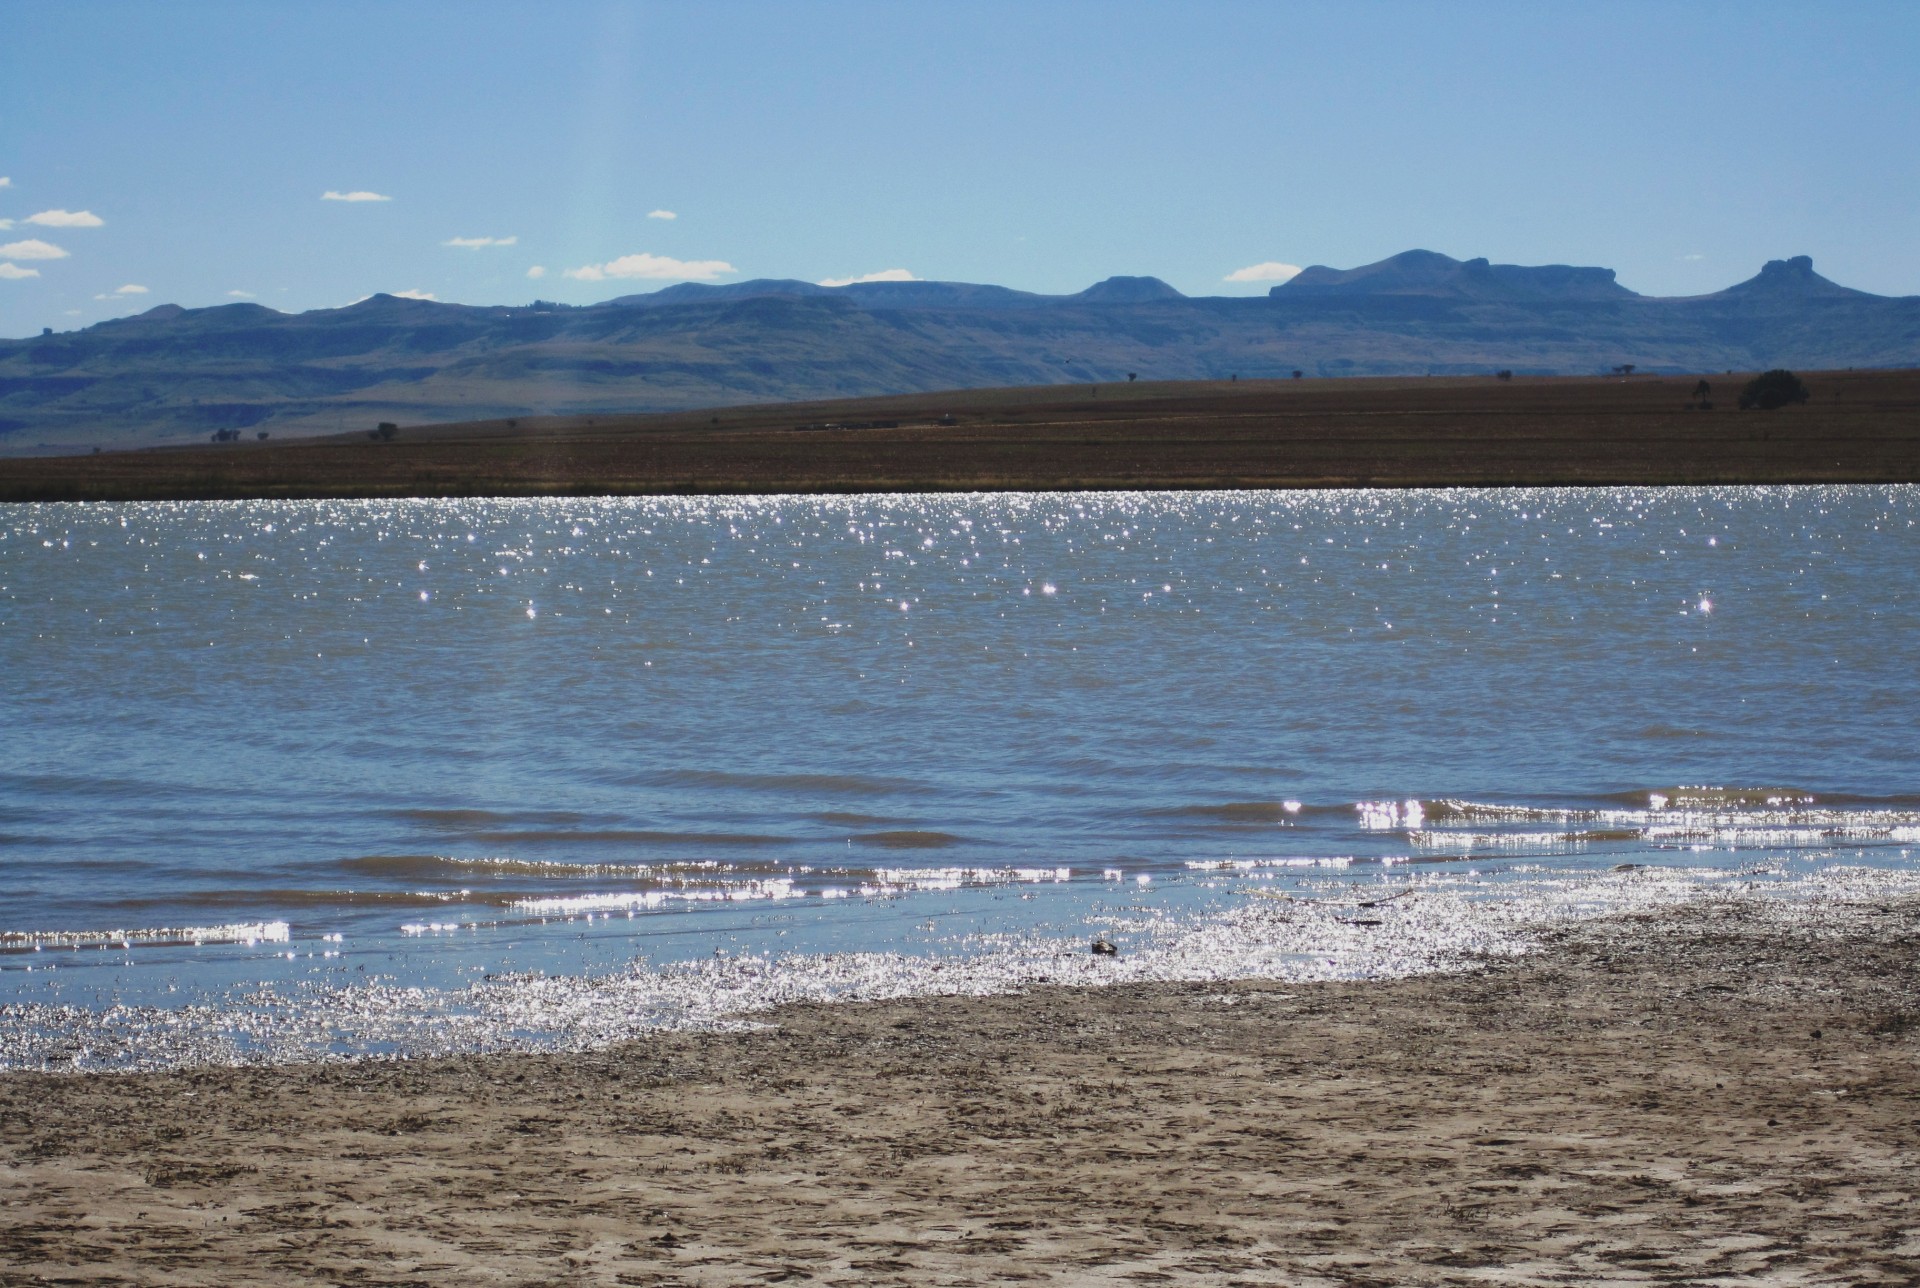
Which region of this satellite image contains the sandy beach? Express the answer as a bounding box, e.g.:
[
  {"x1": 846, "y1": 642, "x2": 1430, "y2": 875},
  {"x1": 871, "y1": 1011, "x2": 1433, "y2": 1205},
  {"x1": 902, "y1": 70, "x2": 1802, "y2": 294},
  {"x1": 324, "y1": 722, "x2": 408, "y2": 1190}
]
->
[{"x1": 3, "y1": 894, "x2": 1918, "y2": 1285}]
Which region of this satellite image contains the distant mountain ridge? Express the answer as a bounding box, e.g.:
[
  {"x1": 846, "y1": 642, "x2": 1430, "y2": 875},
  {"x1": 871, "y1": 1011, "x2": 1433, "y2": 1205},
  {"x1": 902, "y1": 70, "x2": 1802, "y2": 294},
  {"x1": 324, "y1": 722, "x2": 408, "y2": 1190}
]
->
[
  {"x1": 3, "y1": 253, "x2": 1915, "y2": 453},
  {"x1": 604, "y1": 274, "x2": 1187, "y2": 310},
  {"x1": 1277, "y1": 249, "x2": 1635, "y2": 301}
]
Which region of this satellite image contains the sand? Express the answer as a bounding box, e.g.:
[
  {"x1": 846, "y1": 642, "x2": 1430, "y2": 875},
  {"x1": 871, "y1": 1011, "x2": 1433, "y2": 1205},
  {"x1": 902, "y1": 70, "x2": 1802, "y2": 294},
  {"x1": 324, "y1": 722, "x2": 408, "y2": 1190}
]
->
[{"x1": 4, "y1": 895, "x2": 1919, "y2": 1285}]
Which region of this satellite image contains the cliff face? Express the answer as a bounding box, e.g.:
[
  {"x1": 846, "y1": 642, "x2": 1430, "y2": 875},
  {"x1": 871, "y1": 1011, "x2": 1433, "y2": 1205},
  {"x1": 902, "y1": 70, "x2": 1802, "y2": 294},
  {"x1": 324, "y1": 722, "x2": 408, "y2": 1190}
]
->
[{"x1": 3, "y1": 257, "x2": 1915, "y2": 452}]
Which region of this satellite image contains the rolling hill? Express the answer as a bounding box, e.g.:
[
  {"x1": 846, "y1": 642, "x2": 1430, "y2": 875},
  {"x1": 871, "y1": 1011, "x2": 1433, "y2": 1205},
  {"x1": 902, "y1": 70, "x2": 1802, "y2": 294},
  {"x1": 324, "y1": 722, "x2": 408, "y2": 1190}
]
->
[{"x1": 2, "y1": 251, "x2": 1915, "y2": 453}]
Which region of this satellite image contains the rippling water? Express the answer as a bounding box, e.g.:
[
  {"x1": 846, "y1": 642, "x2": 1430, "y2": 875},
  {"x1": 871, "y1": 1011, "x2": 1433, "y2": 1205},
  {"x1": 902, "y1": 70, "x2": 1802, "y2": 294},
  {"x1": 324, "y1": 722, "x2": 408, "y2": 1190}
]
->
[{"x1": 3, "y1": 487, "x2": 1917, "y2": 1067}]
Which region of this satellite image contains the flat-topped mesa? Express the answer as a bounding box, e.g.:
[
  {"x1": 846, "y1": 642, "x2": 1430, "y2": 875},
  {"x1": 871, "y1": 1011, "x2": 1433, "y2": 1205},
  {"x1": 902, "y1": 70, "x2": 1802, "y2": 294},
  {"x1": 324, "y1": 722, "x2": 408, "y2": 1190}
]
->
[
  {"x1": 1706, "y1": 255, "x2": 1875, "y2": 302},
  {"x1": 1273, "y1": 249, "x2": 1636, "y2": 302}
]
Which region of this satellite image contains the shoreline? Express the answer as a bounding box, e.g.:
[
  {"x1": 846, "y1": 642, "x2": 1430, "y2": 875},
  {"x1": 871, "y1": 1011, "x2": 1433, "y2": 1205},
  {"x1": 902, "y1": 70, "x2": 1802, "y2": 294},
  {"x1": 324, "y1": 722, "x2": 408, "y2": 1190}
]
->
[
  {"x1": 5, "y1": 891, "x2": 1918, "y2": 1283},
  {"x1": 3, "y1": 368, "x2": 1917, "y2": 502}
]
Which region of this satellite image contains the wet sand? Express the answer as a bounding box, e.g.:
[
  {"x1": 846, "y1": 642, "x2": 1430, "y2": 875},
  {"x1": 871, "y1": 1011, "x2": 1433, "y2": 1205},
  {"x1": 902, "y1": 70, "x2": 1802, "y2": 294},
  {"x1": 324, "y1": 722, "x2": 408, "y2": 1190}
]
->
[{"x1": 4, "y1": 895, "x2": 1919, "y2": 1285}]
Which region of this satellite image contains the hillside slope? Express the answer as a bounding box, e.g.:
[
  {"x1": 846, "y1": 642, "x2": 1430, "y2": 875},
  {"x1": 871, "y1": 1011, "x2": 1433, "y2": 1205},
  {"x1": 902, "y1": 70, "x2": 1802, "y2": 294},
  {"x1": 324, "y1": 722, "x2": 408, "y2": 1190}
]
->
[{"x1": 1, "y1": 254, "x2": 1914, "y2": 453}]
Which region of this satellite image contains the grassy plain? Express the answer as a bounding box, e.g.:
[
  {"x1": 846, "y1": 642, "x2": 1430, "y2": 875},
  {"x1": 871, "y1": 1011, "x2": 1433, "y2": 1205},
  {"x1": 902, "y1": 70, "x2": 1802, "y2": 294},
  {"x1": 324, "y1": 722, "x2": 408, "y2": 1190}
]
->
[{"x1": 1, "y1": 368, "x2": 1916, "y2": 502}]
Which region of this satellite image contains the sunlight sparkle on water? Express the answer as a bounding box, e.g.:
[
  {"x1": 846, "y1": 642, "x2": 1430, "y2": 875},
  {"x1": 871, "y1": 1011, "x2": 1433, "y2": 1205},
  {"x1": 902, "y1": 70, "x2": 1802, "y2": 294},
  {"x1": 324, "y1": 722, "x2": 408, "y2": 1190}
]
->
[{"x1": 4, "y1": 486, "x2": 1918, "y2": 1068}]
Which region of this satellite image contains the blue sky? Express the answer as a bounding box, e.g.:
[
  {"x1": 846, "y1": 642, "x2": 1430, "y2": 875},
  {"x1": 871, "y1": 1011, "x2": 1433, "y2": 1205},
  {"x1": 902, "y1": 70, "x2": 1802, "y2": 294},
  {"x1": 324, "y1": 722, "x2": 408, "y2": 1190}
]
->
[{"x1": 3, "y1": 1, "x2": 1917, "y2": 337}]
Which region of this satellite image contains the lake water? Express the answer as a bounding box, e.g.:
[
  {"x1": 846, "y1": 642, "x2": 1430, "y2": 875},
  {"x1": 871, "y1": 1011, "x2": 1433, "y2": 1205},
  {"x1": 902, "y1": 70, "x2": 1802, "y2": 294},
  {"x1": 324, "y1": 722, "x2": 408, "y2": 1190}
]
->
[{"x1": 4, "y1": 487, "x2": 1919, "y2": 1068}]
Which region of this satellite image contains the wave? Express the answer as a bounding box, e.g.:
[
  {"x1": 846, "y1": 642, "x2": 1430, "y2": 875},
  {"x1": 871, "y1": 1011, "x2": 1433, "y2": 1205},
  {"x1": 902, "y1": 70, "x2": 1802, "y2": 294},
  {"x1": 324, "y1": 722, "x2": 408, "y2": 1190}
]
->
[
  {"x1": 0, "y1": 921, "x2": 290, "y2": 953},
  {"x1": 1408, "y1": 829, "x2": 1641, "y2": 850},
  {"x1": 848, "y1": 831, "x2": 964, "y2": 849},
  {"x1": 1800, "y1": 791, "x2": 1920, "y2": 808},
  {"x1": 341, "y1": 853, "x2": 662, "y2": 879},
  {"x1": 506, "y1": 879, "x2": 803, "y2": 915},
  {"x1": 1648, "y1": 786, "x2": 1818, "y2": 809},
  {"x1": 391, "y1": 808, "x2": 591, "y2": 828},
  {"x1": 1424, "y1": 791, "x2": 1862, "y2": 822},
  {"x1": 1590, "y1": 786, "x2": 1818, "y2": 809},
  {"x1": 339, "y1": 852, "x2": 844, "y2": 880},
  {"x1": 1421, "y1": 799, "x2": 1580, "y2": 823},
  {"x1": 462, "y1": 829, "x2": 796, "y2": 847},
  {"x1": 101, "y1": 887, "x2": 489, "y2": 911},
  {"x1": 1186, "y1": 856, "x2": 1358, "y2": 871},
  {"x1": 500, "y1": 866, "x2": 1080, "y2": 914},
  {"x1": 1147, "y1": 801, "x2": 1302, "y2": 823},
  {"x1": 616, "y1": 769, "x2": 927, "y2": 796},
  {"x1": 338, "y1": 853, "x2": 498, "y2": 879},
  {"x1": 870, "y1": 866, "x2": 1071, "y2": 890},
  {"x1": 1629, "y1": 725, "x2": 1717, "y2": 741}
]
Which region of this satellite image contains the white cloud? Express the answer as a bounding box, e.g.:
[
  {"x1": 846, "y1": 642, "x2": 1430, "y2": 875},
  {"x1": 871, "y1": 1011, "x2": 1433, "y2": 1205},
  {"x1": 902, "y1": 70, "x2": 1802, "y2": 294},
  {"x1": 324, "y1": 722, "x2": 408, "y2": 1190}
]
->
[
  {"x1": 1681, "y1": 253, "x2": 1705, "y2": 261},
  {"x1": 0, "y1": 176, "x2": 10, "y2": 188},
  {"x1": 228, "y1": 289, "x2": 256, "y2": 298},
  {"x1": 1224, "y1": 261, "x2": 1303, "y2": 283},
  {"x1": 392, "y1": 289, "x2": 437, "y2": 300},
  {"x1": 0, "y1": 220, "x2": 10, "y2": 231},
  {"x1": 25, "y1": 209, "x2": 104, "y2": 228},
  {"x1": 819, "y1": 268, "x2": 918, "y2": 287},
  {"x1": 648, "y1": 209, "x2": 677, "y2": 220},
  {"x1": 526, "y1": 265, "x2": 547, "y2": 279},
  {"x1": 0, "y1": 238, "x2": 68, "y2": 260},
  {"x1": 444, "y1": 235, "x2": 518, "y2": 249},
  {"x1": 563, "y1": 252, "x2": 734, "y2": 282},
  {"x1": 322, "y1": 190, "x2": 392, "y2": 202},
  {"x1": 113, "y1": 283, "x2": 148, "y2": 295},
  {"x1": 0, "y1": 262, "x2": 39, "y2": 279}
]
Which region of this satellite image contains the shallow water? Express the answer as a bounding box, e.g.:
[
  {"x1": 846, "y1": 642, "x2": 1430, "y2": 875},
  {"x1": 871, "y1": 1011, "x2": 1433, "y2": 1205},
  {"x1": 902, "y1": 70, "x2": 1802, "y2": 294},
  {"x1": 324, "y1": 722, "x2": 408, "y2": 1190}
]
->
[{"x1": 3, "y1": 487, "x2": 1917, "y2": 1068}]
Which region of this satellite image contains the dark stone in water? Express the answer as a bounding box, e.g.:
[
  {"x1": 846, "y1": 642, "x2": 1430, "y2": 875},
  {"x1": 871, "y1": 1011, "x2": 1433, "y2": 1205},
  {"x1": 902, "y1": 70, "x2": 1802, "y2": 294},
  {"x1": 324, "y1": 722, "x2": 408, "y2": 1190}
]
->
[{"x1": 1091, "y1": 937, "x2": 1118, "y2": 957}]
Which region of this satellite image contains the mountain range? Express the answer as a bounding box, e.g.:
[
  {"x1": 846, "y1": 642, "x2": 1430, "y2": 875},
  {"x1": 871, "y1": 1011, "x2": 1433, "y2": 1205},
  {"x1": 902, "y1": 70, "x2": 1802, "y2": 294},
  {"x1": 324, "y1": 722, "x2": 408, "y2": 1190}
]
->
[{"x1": 3, "y1": 250, "x2": 1915, "y2": 453}]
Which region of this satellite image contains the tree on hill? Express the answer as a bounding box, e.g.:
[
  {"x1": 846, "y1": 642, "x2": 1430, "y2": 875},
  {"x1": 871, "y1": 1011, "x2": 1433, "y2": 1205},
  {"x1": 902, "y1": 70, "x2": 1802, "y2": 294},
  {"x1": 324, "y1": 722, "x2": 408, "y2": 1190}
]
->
[{"x1": 1737, "y1": 370, "x2": 1809, "y2": 410}]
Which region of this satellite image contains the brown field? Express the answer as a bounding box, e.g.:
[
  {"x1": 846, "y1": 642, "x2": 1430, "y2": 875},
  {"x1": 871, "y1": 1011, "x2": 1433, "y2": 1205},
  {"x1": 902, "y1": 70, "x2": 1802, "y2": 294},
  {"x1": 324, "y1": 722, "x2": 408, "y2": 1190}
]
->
[{"x1": 2, "y1": 368, "x2": 1916, "y2": 502}]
